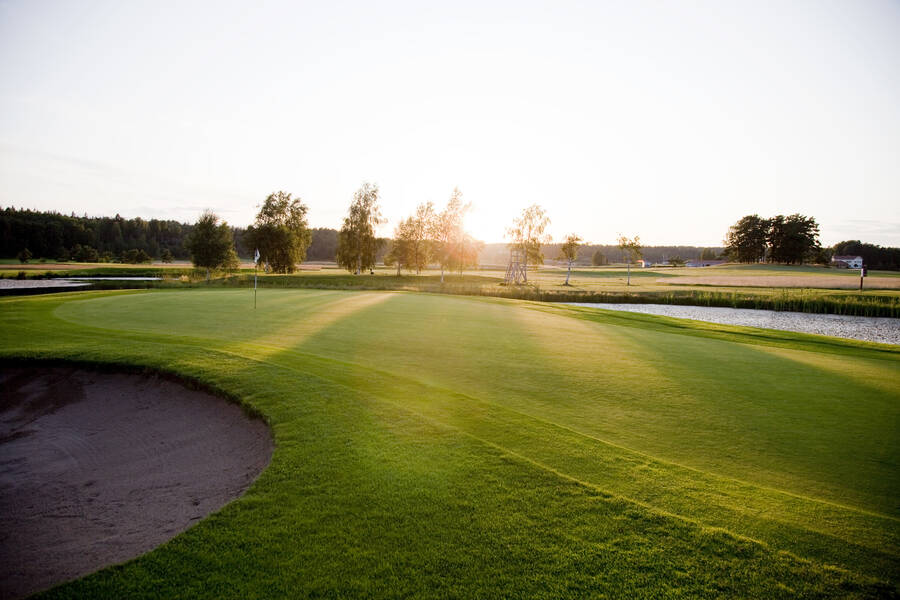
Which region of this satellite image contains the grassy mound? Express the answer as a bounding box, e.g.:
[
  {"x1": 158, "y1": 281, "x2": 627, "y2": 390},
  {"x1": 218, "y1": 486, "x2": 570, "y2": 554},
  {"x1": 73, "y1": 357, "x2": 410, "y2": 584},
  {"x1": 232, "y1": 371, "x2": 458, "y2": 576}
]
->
[{"x1": 1, "y1": 289, "x2": 897, "y2": 598}]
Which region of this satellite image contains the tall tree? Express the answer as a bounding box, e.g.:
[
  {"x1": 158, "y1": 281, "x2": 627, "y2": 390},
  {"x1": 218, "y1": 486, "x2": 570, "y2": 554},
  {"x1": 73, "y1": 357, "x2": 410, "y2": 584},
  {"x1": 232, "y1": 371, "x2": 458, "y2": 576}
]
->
[
  {"x1": 506, "y1": 204, "x2": 551, "y2": 283},
  {"x1": 244, "y1": 191, "x2": 312, "y2": 273},
  {"x1": 591, "y1": 249, "x2": 607, "y2": 266},
  {"x1": 337, "y1": 183, "x2": 384, "y2": 274},
  {"x1": 384, "y1": 218, "x2": 414, "y2": 275},
  {"x1": 724, "y1": 215, "x2": 770, "y2": 263},
  {"x1": 768, "y1": 214, "x2": 820, "y2": 264},
  {"x1": 617, "y1": 234, "x2": 642, "y2": 286},
  {"x1": 409, "y1": 202, "x2": 435, "y2": 274},
  {"x1": 431, "y1": 188, "x2": 471, "y2": 282},
  {"x1": 558, "y1": 234, "x2": 582, "y2": 285},
  {"x1": 187, "y1": 210, "x2": 239, "y2": 280},
  {"x1": 455, "y1": 233, "x2": 484, "y2": 275}
]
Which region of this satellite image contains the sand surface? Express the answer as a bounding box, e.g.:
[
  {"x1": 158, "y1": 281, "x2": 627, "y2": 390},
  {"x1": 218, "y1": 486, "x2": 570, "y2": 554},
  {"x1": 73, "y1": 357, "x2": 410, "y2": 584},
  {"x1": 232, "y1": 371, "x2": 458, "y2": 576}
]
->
[{"x1": 0, "y1": 367, "x2": 273, "y2": 599}]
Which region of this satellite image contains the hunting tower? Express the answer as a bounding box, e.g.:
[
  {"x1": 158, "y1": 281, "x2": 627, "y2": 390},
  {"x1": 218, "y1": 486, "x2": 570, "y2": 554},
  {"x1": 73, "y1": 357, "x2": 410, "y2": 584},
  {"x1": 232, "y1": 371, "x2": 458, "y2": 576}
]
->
[{"x1": 504, "y1": 249, "x2": 527, "y2": 284}]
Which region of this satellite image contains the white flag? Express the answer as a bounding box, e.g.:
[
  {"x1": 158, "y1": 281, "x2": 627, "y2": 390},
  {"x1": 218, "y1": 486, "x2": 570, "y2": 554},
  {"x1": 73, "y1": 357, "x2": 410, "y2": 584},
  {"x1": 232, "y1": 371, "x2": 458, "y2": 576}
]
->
[{"x1": 254, "y1": 248, "x2": 260, "y2": 265}]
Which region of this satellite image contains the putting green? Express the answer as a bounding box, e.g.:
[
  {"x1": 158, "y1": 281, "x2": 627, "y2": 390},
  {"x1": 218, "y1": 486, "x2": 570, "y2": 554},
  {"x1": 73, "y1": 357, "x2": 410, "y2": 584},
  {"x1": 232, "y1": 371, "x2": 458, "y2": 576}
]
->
[{"x1": 2, "y1": 289, "x2": 898, "y2": 598}]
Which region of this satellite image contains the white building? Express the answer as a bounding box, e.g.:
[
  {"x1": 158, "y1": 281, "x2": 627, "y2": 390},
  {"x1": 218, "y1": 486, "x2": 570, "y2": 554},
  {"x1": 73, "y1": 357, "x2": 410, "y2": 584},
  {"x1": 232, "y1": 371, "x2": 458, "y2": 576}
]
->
[{"x1": 832, "y1": 255, "x2": 863, "y2": 269}]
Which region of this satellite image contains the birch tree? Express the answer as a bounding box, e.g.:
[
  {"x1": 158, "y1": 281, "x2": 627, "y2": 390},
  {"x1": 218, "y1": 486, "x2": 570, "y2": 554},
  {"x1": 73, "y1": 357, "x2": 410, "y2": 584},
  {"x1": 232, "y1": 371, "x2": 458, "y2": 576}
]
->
[
  {"x1": 385, "y1": 217, "x2": 414, "y2": 275},
  {"x1": 558, "y1": 233, "x2": 582, "y2": 285},
  {"x1": 617, "y1": 234, "x2": 642, "y2": 286},
  {"x1": 506, "y1": 204, "x2": 551, "y2": 283},
  {"x1": 244, "y1": 191, "x2": 312, "y2": 273},
  {"x1": 409, "y1": 202, "x2": 434, "y2": 274},
  {"x1": 431, "y1": 188, "x2": 470, "y2": 283},
  {"x1": 337, "y1": 183, "x2": 384, "y2": 274}
]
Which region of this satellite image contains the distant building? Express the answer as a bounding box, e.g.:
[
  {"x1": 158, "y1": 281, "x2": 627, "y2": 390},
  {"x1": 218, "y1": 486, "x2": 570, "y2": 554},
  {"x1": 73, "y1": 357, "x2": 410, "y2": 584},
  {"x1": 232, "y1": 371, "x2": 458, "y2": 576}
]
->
[
  {"x1": 637, "y1": 259, "x2": 652, "y2": 268},
  {"x1": 832, "y1": 255, "x2": 863, "y2": 269}
]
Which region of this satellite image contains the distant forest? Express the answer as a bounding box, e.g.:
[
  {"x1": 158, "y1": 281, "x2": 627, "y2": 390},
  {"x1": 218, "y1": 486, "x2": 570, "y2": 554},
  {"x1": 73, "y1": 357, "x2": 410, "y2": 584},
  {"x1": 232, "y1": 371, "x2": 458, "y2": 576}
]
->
[
  {"x1": 0, "y1": 207, "x2": 343, "y2": 262},
  {"x1": 479, "y1": 243, "x2": 725, "y2": 267},
  {"x1": 3, "y1": 207, "x2": 898, "y2": 269}
]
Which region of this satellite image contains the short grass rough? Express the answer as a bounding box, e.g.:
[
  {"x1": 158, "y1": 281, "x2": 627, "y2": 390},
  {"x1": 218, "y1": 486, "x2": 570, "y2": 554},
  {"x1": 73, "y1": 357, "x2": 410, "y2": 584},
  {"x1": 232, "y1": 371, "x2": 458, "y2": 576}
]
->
[{"x1": 1, "y1": 289, "x2": 898, "y2": 598}]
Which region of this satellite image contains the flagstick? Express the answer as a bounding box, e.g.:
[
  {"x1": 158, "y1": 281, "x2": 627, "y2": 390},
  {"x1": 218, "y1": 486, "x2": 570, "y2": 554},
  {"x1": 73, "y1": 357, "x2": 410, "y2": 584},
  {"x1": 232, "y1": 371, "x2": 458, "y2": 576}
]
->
[{"x1": 254, "y1": 263, "x2": 258, "y2": 309}]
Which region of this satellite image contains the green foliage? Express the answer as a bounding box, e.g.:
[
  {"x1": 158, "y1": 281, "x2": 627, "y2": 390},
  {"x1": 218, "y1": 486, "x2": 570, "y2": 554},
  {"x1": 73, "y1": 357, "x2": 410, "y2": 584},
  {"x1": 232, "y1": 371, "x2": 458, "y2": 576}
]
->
[
  {"x1": 558, "y1": 234, "x2": 582, "y2": 284},
  {"x1": 506, "y1": 204, "x2": 550, "y2": 281},
  {"x1": 617, "y1": 235, "x2": 642, "y2": 262},
  {"x1": 307, "y1": 228, "x2": 339, "y2": 261},
  {"x1": 0, "y1": 207, "x2": 199, "y2": 261},
  {"x1": 244, "y1": 191, "x2": 312, "y2": 273},
  {"x1": 187, "y1": 211, "x2": 239, "y2": 273},
  {"x1": 833, "y1": 240, "x2": 900, "y2": 270},
  {"x1": 768, "y1": 214, "x2": 820, "y2": 264},
  {"x1": 121, "y1": 248, "x2": 152, "y2": 264},
  {"x1": 408, "y1": 202, "x2": 434, "y2": 274},
  {"x1": 725, "y1": 214, "x2": 770, "y2": 263},
  {"x1": 72, "y1": 243, "x2": 99, "y2": 262},
  {"x1": 669, "y1": 255, "x2": 686, "y2": 267},
  {"x1": 384, "y1": 218, "x2": 414, "y2": 275},
  {"x1": 726, "y1": 214, "x2": 821, "y2": 264},
  {"x1": 16, "y1": 248, "x2": 32, "y2": 263},
  {"x1": 160, "y1": 248, "x2": 174, "y2": 263},
  {"x1": 591, "y1": 249, "x2": 607, "y2": 266},
  {"x1": 557, "y1": 234, "x2": 581, "y2": 263},
  {"x1": 700, "y1": 247, "x2": 718, "y2": 260},
  {"x1": 430, "y1": 188, "x2": 472, "y2": 279},
  {"x1": 0, "y1": 290, "x2": 897, "y2": 597},
  {"x1": 337, "y1": 183, "x2": 384, "y2": 274},
  {"x1": 384, "y1": 203, "x2": 438, "y2": 276}
]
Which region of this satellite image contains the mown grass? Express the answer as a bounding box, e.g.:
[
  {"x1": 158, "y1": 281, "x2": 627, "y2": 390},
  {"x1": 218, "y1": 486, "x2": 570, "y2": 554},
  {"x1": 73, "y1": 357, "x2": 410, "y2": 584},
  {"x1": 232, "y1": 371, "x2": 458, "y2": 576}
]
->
[
  {"x1": 4, "y1": 263, "x2": 900, "y2": 316},
  {"x1": 1, "y1": 288, "x2": 898, "y2": 598},
  {"x1": 163, "y1": 273, "x2": 900, "y2": 317}
]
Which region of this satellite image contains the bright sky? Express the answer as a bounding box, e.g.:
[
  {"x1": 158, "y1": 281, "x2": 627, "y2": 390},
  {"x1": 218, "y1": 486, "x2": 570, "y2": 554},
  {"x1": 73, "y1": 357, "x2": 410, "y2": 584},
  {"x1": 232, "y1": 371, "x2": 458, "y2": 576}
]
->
[{"x1": 1, "y1": 0, "x2": 898, "y2": 246}]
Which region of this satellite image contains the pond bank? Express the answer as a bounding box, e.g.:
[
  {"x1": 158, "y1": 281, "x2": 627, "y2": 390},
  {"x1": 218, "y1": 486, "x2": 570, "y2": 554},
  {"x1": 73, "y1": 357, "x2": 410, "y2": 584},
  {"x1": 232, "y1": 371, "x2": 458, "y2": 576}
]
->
[{"x1": 565, "y1": 303, "x2": 900, "y2": 345}]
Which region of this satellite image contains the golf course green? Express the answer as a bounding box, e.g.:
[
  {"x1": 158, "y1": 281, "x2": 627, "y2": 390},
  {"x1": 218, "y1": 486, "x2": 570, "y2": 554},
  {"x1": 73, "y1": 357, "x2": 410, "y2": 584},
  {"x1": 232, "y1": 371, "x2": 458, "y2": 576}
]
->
[{"x1": 2, "y1": 288, "x2": 898, "y2": 598}]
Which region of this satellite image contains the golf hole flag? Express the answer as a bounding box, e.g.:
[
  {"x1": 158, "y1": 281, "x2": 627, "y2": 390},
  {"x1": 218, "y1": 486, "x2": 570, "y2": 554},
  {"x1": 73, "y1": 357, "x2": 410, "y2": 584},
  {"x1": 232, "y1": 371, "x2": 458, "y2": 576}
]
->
[{"x1": 253, "y1": 249, "x2": 259, "y2": 308}]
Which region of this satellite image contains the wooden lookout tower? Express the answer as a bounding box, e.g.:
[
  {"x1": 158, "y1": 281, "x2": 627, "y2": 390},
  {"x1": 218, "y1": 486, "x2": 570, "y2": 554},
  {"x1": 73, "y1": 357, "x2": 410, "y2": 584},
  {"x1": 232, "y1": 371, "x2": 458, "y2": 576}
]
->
[{"x1": 504, "y1": 249, "x2": 527, "y2": 285}]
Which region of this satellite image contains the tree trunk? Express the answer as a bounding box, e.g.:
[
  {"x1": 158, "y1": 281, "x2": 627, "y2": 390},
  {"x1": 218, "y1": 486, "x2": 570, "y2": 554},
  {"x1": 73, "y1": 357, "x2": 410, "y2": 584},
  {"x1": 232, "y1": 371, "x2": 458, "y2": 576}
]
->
[
  {"x1": 565, "y1": 260, "x2": 572, "y2": 285},
  {"x1": 356, "y1": 231, "x2": 361, "y2": 275},
  {"x1": 440, "y1": 264, "x2": 444, "y2": 283},
  {"x1": 396, "y1": 262, "x2": 401, "y2": 276},
  {"x1": 626, "y1": 261, "x2": 631, "y2": 286},
  {"x1": 522, "y1": 244, "x2": 528, "y2": 283}
]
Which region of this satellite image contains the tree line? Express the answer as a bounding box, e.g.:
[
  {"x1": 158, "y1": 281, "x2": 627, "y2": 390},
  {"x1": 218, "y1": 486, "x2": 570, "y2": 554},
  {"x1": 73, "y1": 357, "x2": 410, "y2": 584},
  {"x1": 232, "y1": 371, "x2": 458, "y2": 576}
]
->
[
  {"x1": 478, "y1": 243, "x2": 725, "y2": 266},
  {"x1": 830, "y1": 240, "x2": 900, "y2": 270},
  {"x1": 381, "y1": 187, "x2": 484, "y2": 281},
  {"x1": 6, "y1": 202, "x2": 897, "y2": 272},
  {"x1": 0, "y1": 206, "x2": 343, "y2": 264}
]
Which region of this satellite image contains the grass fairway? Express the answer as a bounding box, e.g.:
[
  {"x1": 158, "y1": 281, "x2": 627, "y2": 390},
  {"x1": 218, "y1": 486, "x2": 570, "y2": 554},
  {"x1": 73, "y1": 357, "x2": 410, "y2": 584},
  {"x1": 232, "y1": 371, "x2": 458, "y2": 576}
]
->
[{"x1": 2, "y1": 289, "x2": 898, "y2": 598}]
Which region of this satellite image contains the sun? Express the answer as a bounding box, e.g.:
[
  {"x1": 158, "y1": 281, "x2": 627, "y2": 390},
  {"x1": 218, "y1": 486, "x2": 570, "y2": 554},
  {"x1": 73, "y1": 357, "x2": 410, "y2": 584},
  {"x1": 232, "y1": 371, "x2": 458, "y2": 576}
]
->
[{"x1": 463, "y1": 205, "x2": 506, "y2": 244}]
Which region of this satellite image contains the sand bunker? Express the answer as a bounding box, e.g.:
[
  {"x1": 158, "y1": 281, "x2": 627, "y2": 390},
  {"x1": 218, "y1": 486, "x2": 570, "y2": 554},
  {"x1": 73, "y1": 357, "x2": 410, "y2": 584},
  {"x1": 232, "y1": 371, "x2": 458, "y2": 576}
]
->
[{"x1": 0, "y1": 367, "x2": 273, "y2": 599}]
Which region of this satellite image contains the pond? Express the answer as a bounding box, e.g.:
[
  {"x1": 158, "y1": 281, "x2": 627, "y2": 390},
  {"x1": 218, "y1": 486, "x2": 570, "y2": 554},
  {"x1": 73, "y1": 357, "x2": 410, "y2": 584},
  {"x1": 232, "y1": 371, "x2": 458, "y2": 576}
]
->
[{"x1": 565, "y1": 303, "x2": 900, "y2": 345}]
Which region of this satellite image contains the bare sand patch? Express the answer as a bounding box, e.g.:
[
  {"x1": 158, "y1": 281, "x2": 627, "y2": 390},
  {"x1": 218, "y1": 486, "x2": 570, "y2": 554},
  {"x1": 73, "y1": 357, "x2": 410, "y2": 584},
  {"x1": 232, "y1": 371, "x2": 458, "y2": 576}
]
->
[
  {"x1": 662, "y1": 275, "x2": 900, "y2": 289},
  {"x1": 0, "y1": 367, "x2": 272, "y2": 599}
]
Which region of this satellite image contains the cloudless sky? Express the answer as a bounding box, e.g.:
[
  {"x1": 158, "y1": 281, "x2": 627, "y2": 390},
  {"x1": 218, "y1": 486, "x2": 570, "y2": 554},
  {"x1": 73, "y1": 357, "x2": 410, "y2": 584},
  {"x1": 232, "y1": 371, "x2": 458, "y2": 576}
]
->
[{"x1": 1, "y1": 0, "x2": 898, "y2": 246}]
